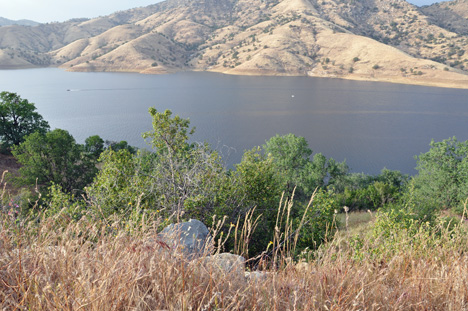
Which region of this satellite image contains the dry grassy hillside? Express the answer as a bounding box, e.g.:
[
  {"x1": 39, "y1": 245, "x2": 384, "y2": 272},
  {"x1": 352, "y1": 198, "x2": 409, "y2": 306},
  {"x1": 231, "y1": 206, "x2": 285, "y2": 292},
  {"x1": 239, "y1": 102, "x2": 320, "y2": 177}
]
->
[
  {"x1": 1, "y1": 0, "x2": 468, "y2": 88},
  {"x1": 421, "y1": 0, "x2": 468, "y2": 35},
  {"x1": 439, "y1": 0, "x2": 468, "y2": 18}
]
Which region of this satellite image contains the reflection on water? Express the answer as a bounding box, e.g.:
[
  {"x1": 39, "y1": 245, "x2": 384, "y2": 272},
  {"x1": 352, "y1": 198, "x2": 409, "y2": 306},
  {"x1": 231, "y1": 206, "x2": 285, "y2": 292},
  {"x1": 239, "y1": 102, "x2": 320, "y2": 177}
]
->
[{"x1": 1, "y1": 68, "x2": 467, "y2": 175}]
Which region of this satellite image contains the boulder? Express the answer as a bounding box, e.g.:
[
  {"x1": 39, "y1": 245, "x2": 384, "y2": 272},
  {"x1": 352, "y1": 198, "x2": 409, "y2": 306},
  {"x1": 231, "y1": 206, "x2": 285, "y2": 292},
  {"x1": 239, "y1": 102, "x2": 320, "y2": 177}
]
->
[
  {"x1": 194, "y1": 253, "x2": 247, "y2": 284},
  {"x1": 245, "y1": 271, "x2": 269, "y2": 283},
  {"x1": 201, "y1": 253, "x2": 246, "y2": 275},
  {"x1": 158, "y1": 219, "x2": 212, "y2": 260}
]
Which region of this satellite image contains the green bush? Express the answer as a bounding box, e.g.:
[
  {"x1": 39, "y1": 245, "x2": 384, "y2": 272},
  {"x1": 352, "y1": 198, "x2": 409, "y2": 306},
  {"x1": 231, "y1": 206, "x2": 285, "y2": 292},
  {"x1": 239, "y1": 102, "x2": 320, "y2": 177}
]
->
[
  {"x1": 411, "y1": 137, "x2": 468, "y2": 215},
  {"x1": 295, "y1": 189, "x2": 338, "y2": 250}
]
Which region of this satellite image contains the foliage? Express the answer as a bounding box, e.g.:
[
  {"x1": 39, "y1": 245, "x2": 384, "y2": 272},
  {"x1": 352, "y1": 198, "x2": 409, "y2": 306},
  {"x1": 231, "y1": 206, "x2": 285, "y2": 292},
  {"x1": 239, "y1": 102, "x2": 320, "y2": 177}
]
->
[
  {"x1": 8, "y1": 188, "x2": 39, "y2": 216},
  {"x1": 333, "y1": 169, "x2": 408, "y2": 211},
  {"x1": 413, "y1": 137, "x2": 468, "y2": 212},
  {"x1": 84, "y1": 135, "x2": 104, "y2": 160},
  {"x1": 235, "y1": 147, "x2": 281, "y2": 253},
  {"x1": 86, "y1": 110, "x2": 343, "y2": 257},
  {"x1": 263, "y1": 134, "x2": 348, "y2": 199},
  {"x1": 236, "y1": 147, "x2": 280, "y2": 211},
  {"x1": 264, "y1": 134, "x2": 311, "y2": 194},
  {"x1": 46, "y1": 184, "x2": 87, "y2": 221},
  {"x1": 0, "y1": 91, "x2": 49, "y2": 151},
  {"x1": 295, "y1": 189, "x2": 338, "y2": 250},
  {"x1": 12, "y1": 129, "x2": 97, "y2": 193},
  {"x1": 371, "y1": 205, "x2": 420, "y2": 239},
  {"x1": 143, "y1": 108, "x2": 194, "y2": 155},
  {"x1": 89, "y1": 108, "x2": 244, "y2": 226},
  {"x1": 105, "y1": 139, "x2": 137, "y2": 154},
  {"x1": 86, "y1": 148, "x2": 146, "y2": 218}
]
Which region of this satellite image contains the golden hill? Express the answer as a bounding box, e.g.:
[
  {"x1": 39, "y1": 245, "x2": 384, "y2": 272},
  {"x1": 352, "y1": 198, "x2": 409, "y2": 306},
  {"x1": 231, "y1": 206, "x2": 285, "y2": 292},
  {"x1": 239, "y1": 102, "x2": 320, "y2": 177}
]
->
[{"x1": 1, "y1": 0, "x2": 468, "y2": 88}]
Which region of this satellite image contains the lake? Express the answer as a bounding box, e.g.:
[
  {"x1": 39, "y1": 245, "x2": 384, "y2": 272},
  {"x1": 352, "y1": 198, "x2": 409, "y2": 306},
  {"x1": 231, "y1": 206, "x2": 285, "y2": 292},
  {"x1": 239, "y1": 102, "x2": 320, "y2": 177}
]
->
[{"x1": 1, "y1": 68, "x2": 467, "y2": 175}]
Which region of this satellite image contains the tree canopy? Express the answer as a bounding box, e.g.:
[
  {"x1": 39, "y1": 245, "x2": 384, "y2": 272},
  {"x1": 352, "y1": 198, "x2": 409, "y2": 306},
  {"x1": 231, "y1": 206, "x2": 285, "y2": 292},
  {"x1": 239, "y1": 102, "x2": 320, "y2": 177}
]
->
[
  {"x1": 12, "y1": 129, "x2": 98, "y2": 193},
  {"x1": 411, "y1": 137, "x2": 468, "y2": 214},
  {"x1": 263, "y1": 133, "x2": 348, "y2": 198},
  {"x1": 0, "y1": 91, "x2": 49, "y2": 151}
]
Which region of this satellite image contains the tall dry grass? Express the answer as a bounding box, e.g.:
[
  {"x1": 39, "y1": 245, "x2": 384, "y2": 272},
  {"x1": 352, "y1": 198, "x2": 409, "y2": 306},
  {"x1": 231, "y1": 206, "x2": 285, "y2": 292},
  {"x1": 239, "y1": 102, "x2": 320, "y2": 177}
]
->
[{"x1": 2, "y1": 201, "x2": 468, "y2": 309}]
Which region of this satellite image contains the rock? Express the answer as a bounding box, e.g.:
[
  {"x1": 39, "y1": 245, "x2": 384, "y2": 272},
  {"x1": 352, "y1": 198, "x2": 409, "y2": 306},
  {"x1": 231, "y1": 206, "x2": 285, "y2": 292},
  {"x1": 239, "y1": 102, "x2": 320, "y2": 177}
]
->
[
  {"x1": 245, "y1": 271, "x2": 269, "y2": 283},
  {"x1": 194, "y1": 253, "x2": 247, "y2": 284},
  {"x1": 202, "y1": 253, "x2": 246, "y2": 275},
  {"x1": 158, "y1": 219, "x2": 212, "y2": 260}
]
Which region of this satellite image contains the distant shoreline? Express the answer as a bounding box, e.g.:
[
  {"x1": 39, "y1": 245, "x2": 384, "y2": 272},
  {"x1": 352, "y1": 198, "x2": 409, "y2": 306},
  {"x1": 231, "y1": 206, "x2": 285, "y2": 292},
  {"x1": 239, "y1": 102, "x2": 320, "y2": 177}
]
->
[
  {"x1": 65, "y1": 65, "x2": 468, "y2": 90},
  {"x1": 2, "y1": 64, "x2": 467, "y2": 90}
]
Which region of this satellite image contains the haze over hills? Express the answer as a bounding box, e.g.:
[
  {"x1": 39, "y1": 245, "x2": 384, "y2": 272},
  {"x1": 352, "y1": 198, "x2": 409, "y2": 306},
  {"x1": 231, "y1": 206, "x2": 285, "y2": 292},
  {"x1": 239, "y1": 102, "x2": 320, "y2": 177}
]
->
[
  {"x1": 1, "y1": 0, "x2": 468, "y2": 88},
  {"x1": 0, "y1": 17, "x2": 39, "y2": 27}
]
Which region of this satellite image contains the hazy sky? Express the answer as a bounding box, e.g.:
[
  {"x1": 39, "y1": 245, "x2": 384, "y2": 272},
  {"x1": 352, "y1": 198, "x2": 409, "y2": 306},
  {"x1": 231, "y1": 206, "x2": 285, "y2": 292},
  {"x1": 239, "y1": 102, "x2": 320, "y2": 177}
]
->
[
  {"x1": 0, "y1": 0, "x2": 443, "y2": 23},
  {"x1": 0, "y1": 0, "x2": 160, "y2": 23}
]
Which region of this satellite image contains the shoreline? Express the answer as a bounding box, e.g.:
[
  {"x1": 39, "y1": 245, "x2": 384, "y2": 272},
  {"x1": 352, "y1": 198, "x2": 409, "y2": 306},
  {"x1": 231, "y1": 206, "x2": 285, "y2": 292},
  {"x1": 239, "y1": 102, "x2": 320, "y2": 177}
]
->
[
  {"x1": 3, "y1": 65, "x2": 467, "y2": 90},
  {"x1": 66, "y1": 66, "x2": 468, "y2": 90}
]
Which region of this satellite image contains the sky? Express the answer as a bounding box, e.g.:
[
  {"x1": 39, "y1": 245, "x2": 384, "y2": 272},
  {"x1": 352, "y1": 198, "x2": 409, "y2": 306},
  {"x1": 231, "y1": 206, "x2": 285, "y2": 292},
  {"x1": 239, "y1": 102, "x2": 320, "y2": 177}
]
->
[
  {"x1": 0, "y1": 0, "x2": 161, "y2": 23},
  {"x1": 0, "y1": 0, "x2": 444, "y2": 23}
]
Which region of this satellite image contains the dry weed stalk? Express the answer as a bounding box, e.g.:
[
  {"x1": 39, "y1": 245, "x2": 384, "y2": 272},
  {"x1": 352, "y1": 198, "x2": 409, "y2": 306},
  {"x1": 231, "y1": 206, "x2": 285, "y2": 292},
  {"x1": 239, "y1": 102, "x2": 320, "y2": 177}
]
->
[{"x1": 2, "y1": 188, "x2": 468, "y2": 310}]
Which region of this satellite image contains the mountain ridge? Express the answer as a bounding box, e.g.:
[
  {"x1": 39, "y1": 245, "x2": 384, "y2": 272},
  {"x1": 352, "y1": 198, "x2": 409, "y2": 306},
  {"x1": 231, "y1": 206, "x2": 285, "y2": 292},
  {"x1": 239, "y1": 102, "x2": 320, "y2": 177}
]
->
[
  {"x1": 1, "y1": 0, "x2": 468, "y2": 88},
  {"x1": 0, "y1": 17, "x2": 39, "y2": 27}
]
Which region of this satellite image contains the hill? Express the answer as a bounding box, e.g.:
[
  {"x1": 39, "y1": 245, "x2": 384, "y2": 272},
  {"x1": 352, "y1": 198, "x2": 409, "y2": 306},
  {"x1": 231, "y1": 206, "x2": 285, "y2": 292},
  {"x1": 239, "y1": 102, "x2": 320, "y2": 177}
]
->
[
  {"x1": 0, "y1": 17, "x2": 39, "y2": 27},
  {"x1": 1, "y1": 0, "x2": 468, "y2": 88}
]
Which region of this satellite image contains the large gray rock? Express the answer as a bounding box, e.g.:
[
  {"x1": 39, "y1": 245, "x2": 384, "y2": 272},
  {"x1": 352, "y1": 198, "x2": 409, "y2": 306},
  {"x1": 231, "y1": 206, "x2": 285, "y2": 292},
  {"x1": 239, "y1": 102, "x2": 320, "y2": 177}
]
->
[
  {"x1": 245, "y1": 271, "x2": 269, "y2": 283},
  {"x1": 159, "y1": 219, "x2": 212, "y2": 260},
  {"x1": 193, "y1": 253, "x2": 247, "y2": 285},
  {"x1": 201, "y1": 253, "x2": 246, "y2": 275}
]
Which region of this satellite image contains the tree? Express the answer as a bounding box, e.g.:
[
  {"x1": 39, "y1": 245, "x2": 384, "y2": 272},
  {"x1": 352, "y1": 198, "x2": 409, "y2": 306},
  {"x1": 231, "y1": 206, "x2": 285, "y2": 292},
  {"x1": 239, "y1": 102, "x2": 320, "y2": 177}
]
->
[
  {"x1": 0, "y1": 92, "x2": 49, "y2": 150},
  {"x1": 85, "y1": 135, "x2": 105, "y2": 160},
  {"x1": 235, "y1": 147, "x2": 281, "y2": 254},
  {"x1": 12, "y1": 129, "x2": 97, "y2": 193},
  {"x1": 105, "y1": 140, "x2": 137, "y2": 154},
  {"x1": 411, "y1": 137, "x2": 468, "y2": 214},
  {"x1": 263, "y1": 134, "x2": 348, "y2": 197},
  {"x1": 142, "y1": 108, "x2": 235, "y2": 221},
  {"x1": 263, "y1": 134, "x2": 312, "y2": 194},
  {"x1": 86, "y1": 148, "x2": 144, "y2": 217},
  {"x1": 142, "y1": 108, "x2": 194, "y2": 155},
  {"x1": 236, "y1": 147, "x2": 280, "y2": 208},
  {"x1": 88, "y1": 108, "x2": 243, "y2": 224}
]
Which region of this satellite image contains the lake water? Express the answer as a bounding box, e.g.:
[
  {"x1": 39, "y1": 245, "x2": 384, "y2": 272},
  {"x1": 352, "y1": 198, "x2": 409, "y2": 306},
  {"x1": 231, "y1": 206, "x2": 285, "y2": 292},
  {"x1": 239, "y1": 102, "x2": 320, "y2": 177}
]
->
[{"x1": 1, "y1": 68, "x2": 467, "y2": 175}]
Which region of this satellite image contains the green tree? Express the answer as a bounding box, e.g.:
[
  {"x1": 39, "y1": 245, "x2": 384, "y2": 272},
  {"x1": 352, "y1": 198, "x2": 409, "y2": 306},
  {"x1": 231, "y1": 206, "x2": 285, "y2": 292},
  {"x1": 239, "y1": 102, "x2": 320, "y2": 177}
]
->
[
  {"x1": 333, "y1": 169, "x2": 407, "y2": 211},
  {"x1": 105, "y1": 140, "x2": 137, "y2": 154},
  {"x1": 85, "y1": 135, "x2": 105, "y2": 160},
  {"x1": 89, "y1": 108, "x2": 243, "y2": 225},
  {"x1": 0, "y1": 92, "x2": 49, "y2": 151},
  {"x1": 142, "y1": 108, "x2": 194, "y2": 155},
  {"x1": 263, "y1": 134, "x2": 348, "y2": 197},
  {"x1": 236, "y1": 147, "x2": 280, "y2": 208},
  {"x1": 296, "y1": 189, "x2": 338, "y2": 250},
  {"x1": 235, "y1": 147, "x2": 281, "y2": 253},
  {"x1": 12, "y1": 129, "x2": 97, "y2": 193},
  {"x1": 411, "y1": 137, "x2": 468, "y2": 215},
  {"x1": 263, "y1": 134, "x2": 312, "y2": 194},
  {"x1": 86, "y1": 148, "x2": 146, "y2": 217}
]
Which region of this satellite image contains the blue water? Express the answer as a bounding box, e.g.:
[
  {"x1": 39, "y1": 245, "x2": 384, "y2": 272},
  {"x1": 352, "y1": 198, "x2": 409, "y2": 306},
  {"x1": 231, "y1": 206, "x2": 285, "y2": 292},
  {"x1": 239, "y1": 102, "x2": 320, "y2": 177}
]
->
[{"x1": 1, "y1": 68, "x2": 468, "y2": 175}]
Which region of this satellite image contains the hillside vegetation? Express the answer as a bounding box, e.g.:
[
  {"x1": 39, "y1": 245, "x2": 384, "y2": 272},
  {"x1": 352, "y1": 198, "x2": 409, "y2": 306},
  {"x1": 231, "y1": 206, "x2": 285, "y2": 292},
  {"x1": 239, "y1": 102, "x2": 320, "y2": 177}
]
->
[{"x1": 1, "y1": 0, "x2": 468, "y2": 88}]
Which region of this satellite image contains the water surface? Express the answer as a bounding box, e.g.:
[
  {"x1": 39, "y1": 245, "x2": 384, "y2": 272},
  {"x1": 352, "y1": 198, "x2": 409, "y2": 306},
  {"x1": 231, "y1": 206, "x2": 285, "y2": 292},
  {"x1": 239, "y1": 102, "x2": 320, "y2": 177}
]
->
[{"x1": 1, "y1": 68, "x2": 467, "y2": 175}]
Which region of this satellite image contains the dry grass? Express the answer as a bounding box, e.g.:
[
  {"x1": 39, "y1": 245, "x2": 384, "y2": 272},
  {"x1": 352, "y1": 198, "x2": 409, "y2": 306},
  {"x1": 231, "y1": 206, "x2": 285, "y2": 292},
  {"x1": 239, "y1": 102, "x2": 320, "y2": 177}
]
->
[{"x1": 1, "y1": 205, "x2": 468, "y2": 311}]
